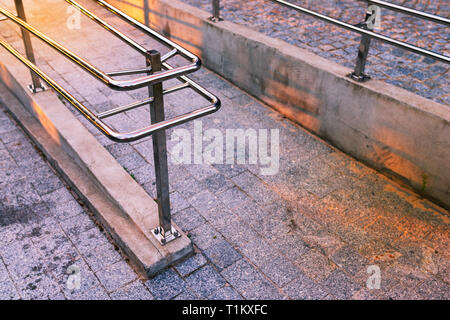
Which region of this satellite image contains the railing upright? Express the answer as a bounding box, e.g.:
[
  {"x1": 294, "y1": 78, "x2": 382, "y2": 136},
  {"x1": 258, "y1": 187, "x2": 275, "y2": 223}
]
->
[
  {"x1": 210, "y1": 0, "x2": 222, "y2": 22},
  {"x1": 13, "y1": 0, "x2": 46, "y2": 93},
  {"x1": 146, "y1": 50, "x2": 180, "y2": 245}
]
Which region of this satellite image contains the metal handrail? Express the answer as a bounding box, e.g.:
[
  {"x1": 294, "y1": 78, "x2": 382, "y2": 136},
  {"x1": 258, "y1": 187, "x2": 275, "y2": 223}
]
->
[
  {"x1": 269, "y1": 0, "x2": 449, "y2": 65},
  {"x1": 0, "y1": 2, "x2": 200, "y2": 91},
  {"x1": 0, "y1": 2, "x2": 221, "y2": 142},
  {"x1": 0, "y1": 0, "x2": 221, "y2": 245},
  {"x1": 357, "y1": 0, "x2": 450, "y2": 26}
]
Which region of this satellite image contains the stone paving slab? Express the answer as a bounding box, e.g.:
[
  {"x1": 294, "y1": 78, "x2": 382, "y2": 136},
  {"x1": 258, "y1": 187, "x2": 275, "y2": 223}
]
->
[
  {"x1": 181, "y1": 0, "x2": 449, "y2": 106},
  {"x1": 0, "y1": 0, "x2": 449, "y2": 300}
]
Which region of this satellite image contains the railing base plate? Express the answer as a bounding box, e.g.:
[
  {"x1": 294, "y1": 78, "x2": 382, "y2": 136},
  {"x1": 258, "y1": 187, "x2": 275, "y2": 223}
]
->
[
  {"x1": 28, "y1": 83, "x2": 47, "y2": 93},
  {"x1": 152, "y1": 226, "x2": 181, "y2": 245},
  {"x1": 348, "y1": 72, "x2": 371, "y2": 82}
]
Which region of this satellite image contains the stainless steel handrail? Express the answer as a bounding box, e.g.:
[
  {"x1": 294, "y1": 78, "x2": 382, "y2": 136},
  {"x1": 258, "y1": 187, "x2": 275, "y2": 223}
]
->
[
  {"x1": 0, "y1": 2, "x2": 221, "y2": 142},
  {"x1": 0, "y1": 0, "x2": 221, "y2": 245},
  {"x1": 357, "y1": 0, "x2": 450, "y2": 26},
  {"x1": 0, "y1": 1, "x2": 200, "y2": 90},
  {"x1": 269, "y1": 0, "x2": 450, "y2": 64}
]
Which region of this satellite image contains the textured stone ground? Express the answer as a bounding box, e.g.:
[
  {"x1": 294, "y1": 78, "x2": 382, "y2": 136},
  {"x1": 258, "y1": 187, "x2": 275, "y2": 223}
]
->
[
  {"x1": 181, "y1": 0, "x2": 449, "y2": 106},
  {"x1": 0, "y1": 0, "x2": 449, "y2": 300}
]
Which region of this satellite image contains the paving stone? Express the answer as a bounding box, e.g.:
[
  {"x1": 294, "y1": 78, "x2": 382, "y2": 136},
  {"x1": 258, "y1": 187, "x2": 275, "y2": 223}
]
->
[
  {"x1": 173, "y1": 289, "x2": 198, "y2": 300},
  {"x1": 212, "y1": 163, "x2": 247, "y2": 178},
  {"x1": 283, "y1": 273, "x2": 329, "y2": 300},
  {"x1": 117, "y1": 152, "x2": 148, "y2": 171},
  {"x1": 129, "y1": 164, "x2": 155, "y2": 185},
  {"x1": 48, "y1": 199, "x2": 85, "y2": 221},
  {"x1": 172, "y1": 176, "x2": 208, "y2": 200},
  {"x1": 170, "y1": 191, "x2": 190, "y2": 214},
  {"x1": 82, "y1": 243, "x2": 122, "y2": 273},
  {"x1": 105, "y1": 142, "x2": 135, "y2": 158},
  {"x1": 65, "y1": 285, "x2": 110, "y2": 300},
  {"x1": 203, "y1": 241, "x2": 242, "y2": 271},
  {"x1": 0, "y1": 260, "x2": 19, "y2": 300},
  {"x1": 221, "y1": 259, "x2": 265, "y2": 293},
  {"x1": 217, "y1": 187, "x2": 250, "y2": 211},
  {"x1": 72, "y1": 227, "x2": 112, "y2": 255},
  {"x1": 173, "y1": 206, "x2": 206, "y2": 232},
  {"x1": 185, "y1": 265, "x2": 227, "y2": 298},
  {"x1": 189, "y1": 223, "x2": 224, "y2": 250},
  {"x1": 321, "y1": 270, "x2": 361, "y2": 300},
  {"x1": 202, "y1": 173, "x2": 235, "y2": 195},
  {"x1": 294, "y1": 249, "x2": 337, "y2": 282},
  {"x1": 41, "y1": 187, "x2": 75, "y2": 206},
  {"x1": 96, "y1": 260, "x2": 138, "y2": 293},
  {"x1": 17, "y1": 273, "x2": 62, "y2": 300},
  {"x1": 110, "y1": 280, "x2": 154, "y2": 300},
  {"x1": 59, "y1": 213, "x2": 97, "y2": 238},
  {"x1": 331, "y1": 246, "x2": 370, "y2": 276},
  {"x1": 209, "y1": 286, "x2": 243, "y2": 300},
  {"x1": 145, "y1": 268, "x2": 186, "y2": 300},
  {"x1": 174, "y1": 253, "x2": 208, "y2": 277},
  {"x1": 242, "y1": 279, "x2": 286, "y2": 300}
]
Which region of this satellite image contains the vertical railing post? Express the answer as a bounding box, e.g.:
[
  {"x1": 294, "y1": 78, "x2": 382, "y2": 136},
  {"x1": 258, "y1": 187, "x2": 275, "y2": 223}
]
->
[
  {"x1": 146, "y1": 50, "x2": 180, "y2": 245},
  {"x1": 349, "y1": 5, "x2": 380, "y2": 82},
  {"x1": 210, "y1": 0, "x2": 222, "y2": 22},
  {"x1": 14, "y1": 0, "x2": 46, "y2": 93}
]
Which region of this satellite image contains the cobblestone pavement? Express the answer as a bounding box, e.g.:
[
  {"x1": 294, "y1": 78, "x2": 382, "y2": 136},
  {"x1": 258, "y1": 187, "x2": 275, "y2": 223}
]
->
[
  {"x1": 0, "y1": 0, "x2": 449, "y2": 300},
  {"x1": 181, "y1": 0, "x2": 449, "y2": 106}
]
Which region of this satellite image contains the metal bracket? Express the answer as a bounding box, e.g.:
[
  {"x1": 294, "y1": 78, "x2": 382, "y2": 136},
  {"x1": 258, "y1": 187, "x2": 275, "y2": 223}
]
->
[
  {"x1": 348, "y1": 72, "x2": 371, "y2": 82},
  {"x1": 208, "y1": 16, "x2": 223, "y2": 22},
  {"x1": 152, "y1": 226, "x2": 181, "y2": 245},
  {"x1": 28, "y1": 83, "x2": 47, "y2": 93},
  {"x1": 209, "y1": 0, "x2": 223, "y2": 22}
]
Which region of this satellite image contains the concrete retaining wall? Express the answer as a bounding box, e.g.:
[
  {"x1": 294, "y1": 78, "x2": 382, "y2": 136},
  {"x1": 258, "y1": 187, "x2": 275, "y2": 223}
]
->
[{"x1": 105, "y1": 0, "x2": 450, "y2": 208}]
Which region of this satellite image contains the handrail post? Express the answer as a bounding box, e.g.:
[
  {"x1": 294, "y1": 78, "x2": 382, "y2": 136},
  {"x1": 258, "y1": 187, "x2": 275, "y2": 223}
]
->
[
  {"x1": 349, "y1": 5, "x2": 379, "y2": 82},
  {"x1": 13, "y1": 0, "x2": 46, "y2": 93},
  {"x1": 146, "y1": 50, "x2": 180, "y2": 245},
  {"x1": 209, "y1": 0, "x2": 223, "y2": 22}
]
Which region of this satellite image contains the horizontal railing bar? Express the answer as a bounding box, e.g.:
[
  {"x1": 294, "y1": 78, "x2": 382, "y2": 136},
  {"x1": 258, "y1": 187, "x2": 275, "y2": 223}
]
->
[
  {"x1": 106, "y1": 49, "x2": 178, "y2": 76},
  {"x1": 163, "y1": 82, "x2": 191, "y2": 95},
  {"x1": 95, "y1": 0, "x2": 199, "y2": 66},
  {"x1": 0, "y1": 37, "x2": 220, "y2": 143},
  {"x1": 162, "y1": 48, "x2": 178, "y2": 62},
  {"x1": 269, "y1": 0, "x2": 450, "y2": 64},
  {"x1": 97, "y1": 97, "x2": 154, "y2": 119},
  {"x1": 358, "y1": 0, "x2": 450, "y2": 26},
  {"x1": 0, "y1": 2, "x2": 200, "y2": 90},
  {"x1": 106, "y1": 68, "x2": 151, "y2": 77},
  {"x1": 97, "y1": 82, "x2": 190, "y2": 119}
]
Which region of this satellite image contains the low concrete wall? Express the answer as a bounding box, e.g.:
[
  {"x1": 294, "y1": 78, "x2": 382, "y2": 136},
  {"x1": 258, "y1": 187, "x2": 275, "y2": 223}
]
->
[{"x1": 105, "y1": 0, "x2": 450, "y2": 208}]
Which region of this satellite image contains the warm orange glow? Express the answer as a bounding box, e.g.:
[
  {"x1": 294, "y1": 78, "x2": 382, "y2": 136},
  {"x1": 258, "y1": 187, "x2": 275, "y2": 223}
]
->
[{"x1": 31, "y1": 100, "x2": 61, "y2": 145}]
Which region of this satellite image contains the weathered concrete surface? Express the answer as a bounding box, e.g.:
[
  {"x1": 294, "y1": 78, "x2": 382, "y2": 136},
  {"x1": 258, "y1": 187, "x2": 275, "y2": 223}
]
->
[
  {"x1": 105, "y1": 0, "x2": 450, "y2": 209},
  {"x1": 0, "y1": 0, "x2": 449, "y2": 300}
]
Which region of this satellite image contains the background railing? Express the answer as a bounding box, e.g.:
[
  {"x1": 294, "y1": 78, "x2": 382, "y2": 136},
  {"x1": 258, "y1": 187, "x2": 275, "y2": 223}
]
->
[{"x1": 210, "y1": 0, "x2": 449, "y2": 81}]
